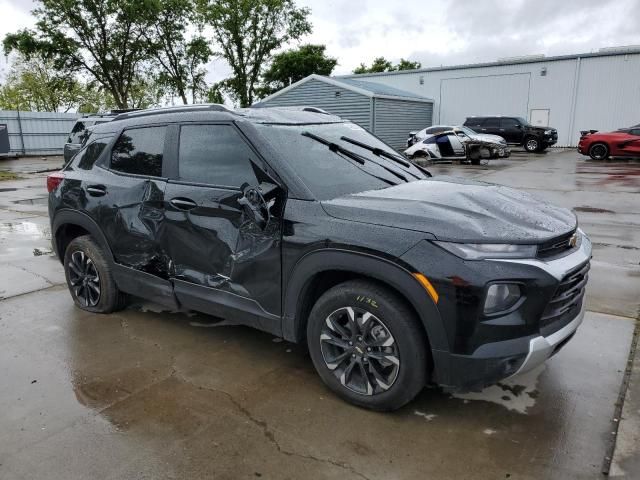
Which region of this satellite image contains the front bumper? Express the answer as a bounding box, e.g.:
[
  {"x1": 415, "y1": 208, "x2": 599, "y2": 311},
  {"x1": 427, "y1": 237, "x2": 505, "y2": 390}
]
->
[{"x1": 403, "y1": 232, "x2": 592, "y2": 392}]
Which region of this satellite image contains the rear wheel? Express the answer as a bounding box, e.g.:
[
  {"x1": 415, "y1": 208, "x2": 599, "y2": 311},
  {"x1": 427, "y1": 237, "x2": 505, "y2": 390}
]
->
[
  {"x1": 307, "y1": 280, "x2": 429, "y2": 411},
  {"x1": 589, "y1": 142, "x2": 609, "y2": 160},
  {"x1": 64, "y1": 235, "x2": 127, "y2": 313}
]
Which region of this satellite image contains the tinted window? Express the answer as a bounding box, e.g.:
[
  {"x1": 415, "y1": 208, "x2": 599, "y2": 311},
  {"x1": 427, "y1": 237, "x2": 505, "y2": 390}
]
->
[
  {"x1": 255, "y1": 122, "x2": 427, "y2": 200},
  {"x1": 68, "y1": 121, "x2": 90, "y2": 144},
  {"x1": 501, "y1": 118, "x2": 520, "y2": 128},
  {"x1": 464, "y1": 118, "x2": 484, "y2": 127},
  {"x1": 629, "y1": 129, "x2": 640, "y2": 136},
  {"x1": 483, "y1": 118, "x2": 500, "y2": 128},
  {"x1": 76, "y1": 136, "x2": 112, "y2": 170},
  {"x1": 111, "y1": 126, "x2": 166, "y2": 177},
  {"x1": 178, "y1": 125, "x2": 257, "y2": 187}
]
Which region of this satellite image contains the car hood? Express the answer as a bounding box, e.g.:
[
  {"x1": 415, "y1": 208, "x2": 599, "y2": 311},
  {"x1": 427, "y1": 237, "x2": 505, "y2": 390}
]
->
[
  {"x1": 470, "y1": 133, "x2": 506, "y2": 144},
  {"x1": 321, "y1": 177, "x2": 576, "y2": 243}
]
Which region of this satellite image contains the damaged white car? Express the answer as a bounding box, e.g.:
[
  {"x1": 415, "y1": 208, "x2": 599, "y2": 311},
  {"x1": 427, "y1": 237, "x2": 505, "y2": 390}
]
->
[{"x1": 404, "y1": 127, "x2": 510, "y2": 165}]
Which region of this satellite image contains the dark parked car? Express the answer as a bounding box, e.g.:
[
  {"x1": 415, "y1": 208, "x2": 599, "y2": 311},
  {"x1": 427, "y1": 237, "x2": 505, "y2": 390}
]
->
[
  {"x1": 578, "y1": 124, "x2": 640, "y2": 159},
  {"x1": 464, "y1": 116, "x2": 558, "y2": 152},
  {"x1": 63, "y1": 111, "x2": 136, "y2": 164},
  {"x1": 48, "y1": 105, "x2": 591, "y2": 411}
]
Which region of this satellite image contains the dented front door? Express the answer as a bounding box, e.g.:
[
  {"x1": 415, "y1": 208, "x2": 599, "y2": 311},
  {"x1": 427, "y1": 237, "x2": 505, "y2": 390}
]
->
[{"x1": 161, "y1": 181, "x2": 282, "y2": 317}]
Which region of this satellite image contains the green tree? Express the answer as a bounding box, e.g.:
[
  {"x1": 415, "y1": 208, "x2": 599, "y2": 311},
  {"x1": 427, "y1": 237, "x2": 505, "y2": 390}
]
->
[
  {"x1": 353, "y1": 57, "x2": 394, "y2": 74},
  {"x1": 145, "y1": 0, "x2": 212, "y2": 104},
  {"x1": 198, "y1": 0, "x2": 312, "y2": 107},
  {"x1": 396, "y1": 58, "x2": 422, "y2": 71},
  {"x1": 0, "y1": 54, "x2": 106, "y2": 112},
  {"x1": 353, "y1": 57, "x2": 422, "y2": 74},
  {"x1": 257, "y1": 44, "x2": 337, "y2": 98},
  {"x1": 3, "y1": 0, "x2": 155, "y2": 109}
]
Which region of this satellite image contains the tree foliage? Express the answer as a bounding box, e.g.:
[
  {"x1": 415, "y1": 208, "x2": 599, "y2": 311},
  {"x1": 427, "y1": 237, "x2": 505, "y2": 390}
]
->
[
  {"x1": 353, "y1": 57, "x2": 422, "y2": 74},
  {"x1": 0, "y1": 54, "x2": 106, "y2": 112},
  {"x1": 3, "y1": 0, "x2": 155, "y2": 109},
  {"x1": 257, "y1": 44, "x2": 337, "y2": 98},
  {"x1": 198, "y1": 0, "x2": 312, "y2": 107},
  {"x1": 145, "y1": 0, "x2": 212, "y2": 104}
]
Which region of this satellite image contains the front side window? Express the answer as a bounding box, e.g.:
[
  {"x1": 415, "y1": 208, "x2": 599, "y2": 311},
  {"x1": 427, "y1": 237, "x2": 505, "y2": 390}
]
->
[
  {"x1": 111, "y1": 126, "x2": 166, "y2": 177},
  {"x1": 178, "y1": 124, "x2": 257, "y2": 188}
]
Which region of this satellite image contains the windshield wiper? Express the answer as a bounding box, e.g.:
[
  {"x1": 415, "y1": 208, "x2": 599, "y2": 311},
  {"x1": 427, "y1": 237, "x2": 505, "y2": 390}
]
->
[
  {"x1": 340, "y1": 136, "x2": 410, "y2": 167},
  {"x1": 302, "y1": 131, "x2": 398, "y2": 186}
]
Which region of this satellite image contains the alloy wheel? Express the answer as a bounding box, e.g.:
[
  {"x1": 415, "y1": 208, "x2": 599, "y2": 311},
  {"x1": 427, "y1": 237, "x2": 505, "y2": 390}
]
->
[
  {"x1": 590, "y1": 144, "x2": 607, "y2": 160},
  {"x1": 68, "y1": 250, "x2": 101, "y2": 307},
  {"x1": 320, "y1": 306, "x2": 400, "y2": 395},
  {"x1": 526, "y1": 139, "x2": 538, "y2": 151}
]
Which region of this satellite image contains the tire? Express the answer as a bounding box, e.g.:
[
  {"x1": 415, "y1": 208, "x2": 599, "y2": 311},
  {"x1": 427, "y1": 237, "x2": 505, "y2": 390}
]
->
[
  {"x1": 524, "y1": 136, "x2": 540, "y2": 153},
  {"x1": 307, "y1": 279, "x2": 429, "y2": 411},
  {"x1": 589, "y1": 142, "x2": 609, "y2": 160},
  {"x1": 63, "y1": 235, "x2": 127, "y2": 313}
]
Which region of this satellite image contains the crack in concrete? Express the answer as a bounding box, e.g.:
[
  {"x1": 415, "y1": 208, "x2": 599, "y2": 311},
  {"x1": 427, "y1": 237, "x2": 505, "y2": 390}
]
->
[{"x1": 170, "y1": 369, "x2": 372, "y2": 480}]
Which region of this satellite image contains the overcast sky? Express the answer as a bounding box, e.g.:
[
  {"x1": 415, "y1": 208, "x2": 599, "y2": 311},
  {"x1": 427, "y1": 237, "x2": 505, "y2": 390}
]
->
[{"x1": 2, "y1": 0, "x2": 640, "y2": 82}]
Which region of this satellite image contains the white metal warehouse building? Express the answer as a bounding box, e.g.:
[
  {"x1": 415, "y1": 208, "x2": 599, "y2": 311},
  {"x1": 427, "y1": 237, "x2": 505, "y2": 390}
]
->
[{"x1": 338, "y1": 48, "x2": 640, "y2": 147}]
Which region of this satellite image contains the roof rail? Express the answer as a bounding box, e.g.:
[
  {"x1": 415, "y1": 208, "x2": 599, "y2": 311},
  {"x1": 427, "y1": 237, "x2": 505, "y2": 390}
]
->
[{"x1": 113, "y1": 104, "x2": 233, "y2": 121}]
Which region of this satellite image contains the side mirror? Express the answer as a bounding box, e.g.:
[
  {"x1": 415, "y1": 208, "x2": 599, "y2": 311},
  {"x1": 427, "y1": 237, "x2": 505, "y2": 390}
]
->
[{"x1": 515, "y1": 124, "x2": 522, "y2": 129}]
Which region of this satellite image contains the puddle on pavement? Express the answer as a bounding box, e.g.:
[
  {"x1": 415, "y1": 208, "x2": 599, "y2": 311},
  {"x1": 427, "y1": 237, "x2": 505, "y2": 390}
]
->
[{"x1": 0, "y1": 219, "x2": 52, "y2": 260}]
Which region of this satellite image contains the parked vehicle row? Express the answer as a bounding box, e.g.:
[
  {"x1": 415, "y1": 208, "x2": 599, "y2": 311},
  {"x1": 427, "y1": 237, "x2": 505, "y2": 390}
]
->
[
  {"x1": 50, "y1": 104, "x2": 590, "y2": 411},
  {"x1": 578, "y1": 124, "x2": 640, "y2": 160}
]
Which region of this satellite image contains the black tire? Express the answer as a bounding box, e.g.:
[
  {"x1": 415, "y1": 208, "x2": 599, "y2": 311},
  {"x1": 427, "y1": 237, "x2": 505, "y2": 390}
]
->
[
  {"x1": 589, "y1": 142, "x2": 609, "y2": 160},
  {"x1": 524, "y1": 136, "x2": 540, "y2": 153},
  {"x1": 63, "y1": 235, "x2": 127, "y2": 313},
  {"x1": 307, "y1": 279, "x2": 429, "y2": 411}
]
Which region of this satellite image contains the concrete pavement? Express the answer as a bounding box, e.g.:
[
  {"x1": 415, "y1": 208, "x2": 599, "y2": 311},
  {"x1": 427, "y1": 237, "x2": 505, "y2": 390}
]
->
[{"x1": 0, "y1": 151, "x2": 638, "y2": 479}]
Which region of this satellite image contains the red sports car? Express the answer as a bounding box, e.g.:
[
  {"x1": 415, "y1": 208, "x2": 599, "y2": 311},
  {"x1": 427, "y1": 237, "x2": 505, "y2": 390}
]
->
[{"x1": 578, "y1": 124, "x2": 640, "y2": 160}]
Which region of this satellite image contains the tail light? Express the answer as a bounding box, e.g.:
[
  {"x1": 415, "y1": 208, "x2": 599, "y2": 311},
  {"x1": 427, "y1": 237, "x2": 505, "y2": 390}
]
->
[{"x1": 47, "y1": 172, "x2": 65, "y2": 192}]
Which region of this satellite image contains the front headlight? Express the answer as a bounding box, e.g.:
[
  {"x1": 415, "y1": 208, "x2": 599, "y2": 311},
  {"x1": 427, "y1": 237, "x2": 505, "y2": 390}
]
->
[
  {"x1": 433, "y1": 241, "x2": 537, "y2": 260},
  {"x1": 544, "y1": 129, "x2": 552, "y2": 135}
]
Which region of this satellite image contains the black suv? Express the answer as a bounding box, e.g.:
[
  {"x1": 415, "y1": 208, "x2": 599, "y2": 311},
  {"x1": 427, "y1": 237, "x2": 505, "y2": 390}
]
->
[
  {"x1": 48, "y1": 105, "x2": 590, "y2": 411},
  {"x1": 464, "y1": 116, "x2": 558, "y2": 152}
]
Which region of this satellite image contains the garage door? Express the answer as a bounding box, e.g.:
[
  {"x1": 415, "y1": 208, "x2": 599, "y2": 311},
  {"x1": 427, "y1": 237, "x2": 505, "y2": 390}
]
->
[{"x1": 440, "y1": 73, "x2": 531, "y2": 125}]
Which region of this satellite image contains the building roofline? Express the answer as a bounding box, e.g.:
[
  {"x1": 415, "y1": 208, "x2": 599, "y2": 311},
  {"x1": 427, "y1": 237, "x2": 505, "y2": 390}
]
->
[
  {"x1": 337, "y1": 48, "x2": 640, "y2": 79},
  {"x1": 256, "y1": 74, "x2": 433, "y2": 105}
]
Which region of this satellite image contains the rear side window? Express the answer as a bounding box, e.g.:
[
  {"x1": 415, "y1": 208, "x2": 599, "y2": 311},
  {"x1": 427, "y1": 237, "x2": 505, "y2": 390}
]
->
[
  {"x1": 76, "y1": 136, "x2": 112, "y2": 170},
  {"x1": 501, "y1": 118, "x2": 520, "y2": 128},
  {"x1": 178, "y1": 124, "x2": 257, "y2": 188},
  {"x1": 483, "y1": 118, "x2": 500, "y2": 128},
  {"x1": 111, "y1": 126, "x2": 166, "y2": 177},
  {"x1": 464, "y1": 118, "x2": 483, "y2": 127}
]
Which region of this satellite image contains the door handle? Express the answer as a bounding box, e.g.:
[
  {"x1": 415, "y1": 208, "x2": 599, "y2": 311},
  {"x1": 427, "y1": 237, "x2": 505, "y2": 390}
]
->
[
  {"x1": 86, "y1": 185, "x2": 107, "y2": 197},
  {"x1": 170, "y1": 197, "x2": 198, "y2": 210}
]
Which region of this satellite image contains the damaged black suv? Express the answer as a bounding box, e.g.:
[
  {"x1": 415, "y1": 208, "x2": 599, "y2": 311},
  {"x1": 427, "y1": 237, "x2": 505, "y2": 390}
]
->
[{"x1": 48, "y1": 105, "x2": 591, "y2": 411}]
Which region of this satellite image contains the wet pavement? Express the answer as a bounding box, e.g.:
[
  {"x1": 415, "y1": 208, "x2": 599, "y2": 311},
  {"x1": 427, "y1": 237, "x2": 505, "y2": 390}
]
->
[{"x1": 1, "y1": 151, "x2": 639, "y2": 479}]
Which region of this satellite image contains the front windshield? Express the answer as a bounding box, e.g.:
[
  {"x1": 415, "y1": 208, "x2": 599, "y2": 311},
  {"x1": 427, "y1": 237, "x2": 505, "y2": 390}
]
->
[
  {"x1": 516, "y1": 117, "x2": 529, "y2": 126},
  {"x1": 459, "y1": 126, "x2": 477, "y2": 135},
  {"x1": 255, "y1": 122, "x2": 429, "y2": 200}
]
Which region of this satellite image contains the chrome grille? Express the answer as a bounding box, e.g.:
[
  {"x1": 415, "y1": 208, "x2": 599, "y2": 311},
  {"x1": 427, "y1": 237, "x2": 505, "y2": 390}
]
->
[
  {"x1": 537, "y1": 231, "x2": 576, "y2": 259},
  {"x1": 540, "y1": 261, "x2": 589, "y2": 328}
]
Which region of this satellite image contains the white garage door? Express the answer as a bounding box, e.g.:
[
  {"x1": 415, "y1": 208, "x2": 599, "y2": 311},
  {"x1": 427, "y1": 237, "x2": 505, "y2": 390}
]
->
[{"x1": 440, "y1": 73, "x2": 531, "y2": 125}]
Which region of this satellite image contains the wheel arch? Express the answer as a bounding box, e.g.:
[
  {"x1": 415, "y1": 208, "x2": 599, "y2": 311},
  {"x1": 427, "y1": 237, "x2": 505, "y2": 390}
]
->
[
  {"x1": 282, "y1": 249, "x2": 449, "y2": 355},
  {"x1": 52, "y1": 209, "x2": 115, "y2": 264}
]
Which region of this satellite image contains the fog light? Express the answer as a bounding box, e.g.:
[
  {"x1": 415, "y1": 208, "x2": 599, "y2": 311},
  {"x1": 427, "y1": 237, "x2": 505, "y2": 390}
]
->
[{"x1": 484, "y1": 283, "x2": 521, "y2": 314}]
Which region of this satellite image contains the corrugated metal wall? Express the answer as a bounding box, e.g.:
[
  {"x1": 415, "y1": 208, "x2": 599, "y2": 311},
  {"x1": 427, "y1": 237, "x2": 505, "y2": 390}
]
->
[
  {"x1": 373, "y1": 98, "x2": 433, "y2": 149},
  {"x1": 0, "y1": 110, "x2": 81, "y2": 156},
  {"x1": 339, "y1": 52, "x2": 640, "y2": 147},
  {"x1": 258, "y1": 79, "x2": 372, "y2": 129}
]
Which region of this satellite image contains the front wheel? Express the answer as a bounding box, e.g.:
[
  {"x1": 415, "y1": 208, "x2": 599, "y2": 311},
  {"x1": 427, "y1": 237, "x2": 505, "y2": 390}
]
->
[
  {"x1": 589, "y1": 142, "x2": 609, "y2": 160},
  {"x1": 524, "y1": 136, "x2": 540, "y2": 152},
  {"x1": 307, "y1": 280, "x2": 429, "y2": 411}
]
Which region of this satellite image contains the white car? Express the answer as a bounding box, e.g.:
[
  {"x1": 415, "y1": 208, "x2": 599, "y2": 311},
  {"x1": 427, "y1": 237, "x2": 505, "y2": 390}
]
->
[
  {"x1": 407, "y1": 125, "x2": 507, "y2": 148},
  {"x1": 404, "y1": 128, "x2": 510, "y2": 165}
]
